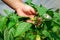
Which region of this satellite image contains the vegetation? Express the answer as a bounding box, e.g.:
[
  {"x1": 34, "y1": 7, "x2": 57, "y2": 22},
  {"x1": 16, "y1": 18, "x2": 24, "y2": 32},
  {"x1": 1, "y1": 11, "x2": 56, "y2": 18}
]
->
[{"x1": 0, "y1": 0, "x2": 60, "y2": 40}]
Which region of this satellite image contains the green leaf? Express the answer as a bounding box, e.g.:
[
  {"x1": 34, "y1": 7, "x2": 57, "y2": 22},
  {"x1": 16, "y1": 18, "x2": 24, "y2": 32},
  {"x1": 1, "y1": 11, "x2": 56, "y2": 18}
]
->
[
  {"x1": 8, "y1": 21, "x2": 16, "y2": 29},
  {"x1": 0, "y1": 17, "x2": 7, "y2": 32},
  {"x1": 33, "y1": 5, "x2": 47, "y2": 16},
  {"x1": 46, "y1": 10, "x2": 54, "y2": 18},
  {"x1": 42, "y1": 30, "x2": 51, "y2": 37},
  {"x1": 14, "y1": 22, "x2": 32, "y2": 37},
  {"x1": 9, "y1": 14, "x2": 18, "y2": 22},
  {"x1": 55, "y1": 9, "x2": 60, "y2": 13},
  {"x1": 51, "y1": 32, "x2": 60, "y2": 40},
  {"x1": 9, "y1": 28, "x2": 15, "y2": 40},
  {"x1": 54, "y1": 12, "x2": 60, "y2": 17},
  {"x1": 39, "y1": 6, "x2": 47, "y2": 16},
  {"x1": 53, "y1": 12, "x2": 60, "y2": 26},
  {"x1": 0, "y1": 37, "x2": 3, "y2": 40},
  {"x1": 54, "y1": 12, "x2": 60, "y2": 20},
  {"x1": 4, "y1": 28, "x2": 10, "y2": 40},
  {"x1": 4, "y1": 28, "x2": 15, "y2": 40},
  {"x1": 8, "y1": 14, "x2": 18, "y2": 29},
  {"x1": 45, "y1": 20, "x2": 52, "y2": 30},
  {"x1": 53, "y1": 20, "x2": 60, "y2": 26},
  {"x1": 26, "y1": 0, "x2": 32, "y2": 5},
  {"x1": 4, "y1": 9, "x2": 12, "y2": 16},
  {"x1": 25, "y1": 32, "x2": 36, "y2": 40},
  {"x1": 52, "y1": 26, "x2": 59, "y2": 32}
]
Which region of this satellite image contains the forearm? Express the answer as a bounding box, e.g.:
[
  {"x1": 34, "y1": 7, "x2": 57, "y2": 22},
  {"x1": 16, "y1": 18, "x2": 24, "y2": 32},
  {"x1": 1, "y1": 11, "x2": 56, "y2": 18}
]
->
[{"x1": 2, "y1": 0, "x2": 24, "y2": 10}]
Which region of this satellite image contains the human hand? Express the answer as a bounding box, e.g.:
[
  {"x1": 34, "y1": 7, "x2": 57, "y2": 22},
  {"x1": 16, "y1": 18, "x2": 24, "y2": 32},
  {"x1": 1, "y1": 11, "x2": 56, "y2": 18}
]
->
[
  {"x1": 16, "y1": 3, "x2": 42, "y2": 24},
  {"x1": 16, "y1": 4, "x2": 35, "y2": 18}
]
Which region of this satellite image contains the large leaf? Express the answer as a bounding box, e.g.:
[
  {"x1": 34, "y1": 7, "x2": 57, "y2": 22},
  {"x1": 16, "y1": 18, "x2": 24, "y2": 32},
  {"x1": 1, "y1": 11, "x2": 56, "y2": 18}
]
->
[
  {"x1": 8, "y1": 15, "x2": 18, "y2": 29},
  {"x1": 8, "y1": 13, "x2": 19, "y2": 29},
  {"x1": 33, "y1": 4, "x2": 47, "y2": 16},
  {"x1": 4, "y1": 28, "x2": 15, "y2": 40},
  {"x1": 14, "y1": 22, "x2": 32, "y2": 37},
  {"x1": 8, "y1": 28, "x2": 15, "y2": 40}
]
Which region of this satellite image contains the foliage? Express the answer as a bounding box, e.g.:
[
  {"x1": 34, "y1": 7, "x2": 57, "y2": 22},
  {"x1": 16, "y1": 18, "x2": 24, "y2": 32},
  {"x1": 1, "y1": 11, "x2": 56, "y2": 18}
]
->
[{"x1": 0, "y1": 0, "x2": 60, "y2": 40}]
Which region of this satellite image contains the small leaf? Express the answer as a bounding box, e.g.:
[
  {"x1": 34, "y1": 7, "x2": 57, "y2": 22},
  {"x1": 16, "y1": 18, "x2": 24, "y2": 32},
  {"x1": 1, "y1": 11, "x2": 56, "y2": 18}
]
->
[
  {"x1": 54, "y1": 12, "x2": 60, "y2": 20},
  {"x1": 4, "y1": 9, "x2": 12, "y2": 16},
  {"x1": 0, "y1": 17, "x2": 7, "y2": 32},
  {"x1": 26, "y1": 0, "x2": 32, "y2": 5},
  {"x1": 55, "y1": 9, "x2": 60, "y2": 13},
  {"x1": 4, "y1": 28, "x2": 10, "y2": 40},
  {"x1": 53, "y1": 12, "x2": 60, "y2": 26},
  {"x1": 8, "y1": 21, "x2": 16, "y2": 29},
  {"x1": 52, "y1": 26, "x2": 59, "y2": 32},
  {"x1": 9, "y1": 14, "x2": 18, "y2": 22},
  {"x1": 25, "y1": 32, "x2": 35, "y2": 40},
  {"x1": 36, "y1": 35, "x2": 41, "y2": 40},
  {"x1": 42, "y1": 30, "x2": 51, "y2": 37}
]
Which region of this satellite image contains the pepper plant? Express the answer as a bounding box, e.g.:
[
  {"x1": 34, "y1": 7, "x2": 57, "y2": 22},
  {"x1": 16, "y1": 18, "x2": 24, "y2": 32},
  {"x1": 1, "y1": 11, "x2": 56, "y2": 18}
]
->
[{"x1": 0, "y1": 0, "x2": 60, "y2": 40}]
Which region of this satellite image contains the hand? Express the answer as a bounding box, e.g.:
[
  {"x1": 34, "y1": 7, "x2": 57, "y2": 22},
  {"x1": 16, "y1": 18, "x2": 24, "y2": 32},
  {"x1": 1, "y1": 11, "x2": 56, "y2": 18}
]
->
[{"x1": 16, "y1": 4, "x2": 35, "y2": 18}]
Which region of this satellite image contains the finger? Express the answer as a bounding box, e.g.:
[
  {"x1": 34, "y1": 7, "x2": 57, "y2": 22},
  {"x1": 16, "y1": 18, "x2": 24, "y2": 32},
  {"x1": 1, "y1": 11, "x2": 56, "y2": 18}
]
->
[
  {"x1": 29, "y1": 15, "x2": 35, "y2": 18},
  {"x1": 30, "y1": 7, "x2": 36, "y2": 15},
  {"x1": 26, "y1": 20, "x2": 35, "y2": 24},
  {"x1": 28, "y1": 11, "x2": 32, "y2": 15},
  {"x1": 17, "y1": 10, "x2": 29, "y2": 17},
  {"x1": 23, "y1": 10, "x2": 32, "y2": 15},
  {"x1": 23, "y1": 7, "x2": 33, "y2": 15}
]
